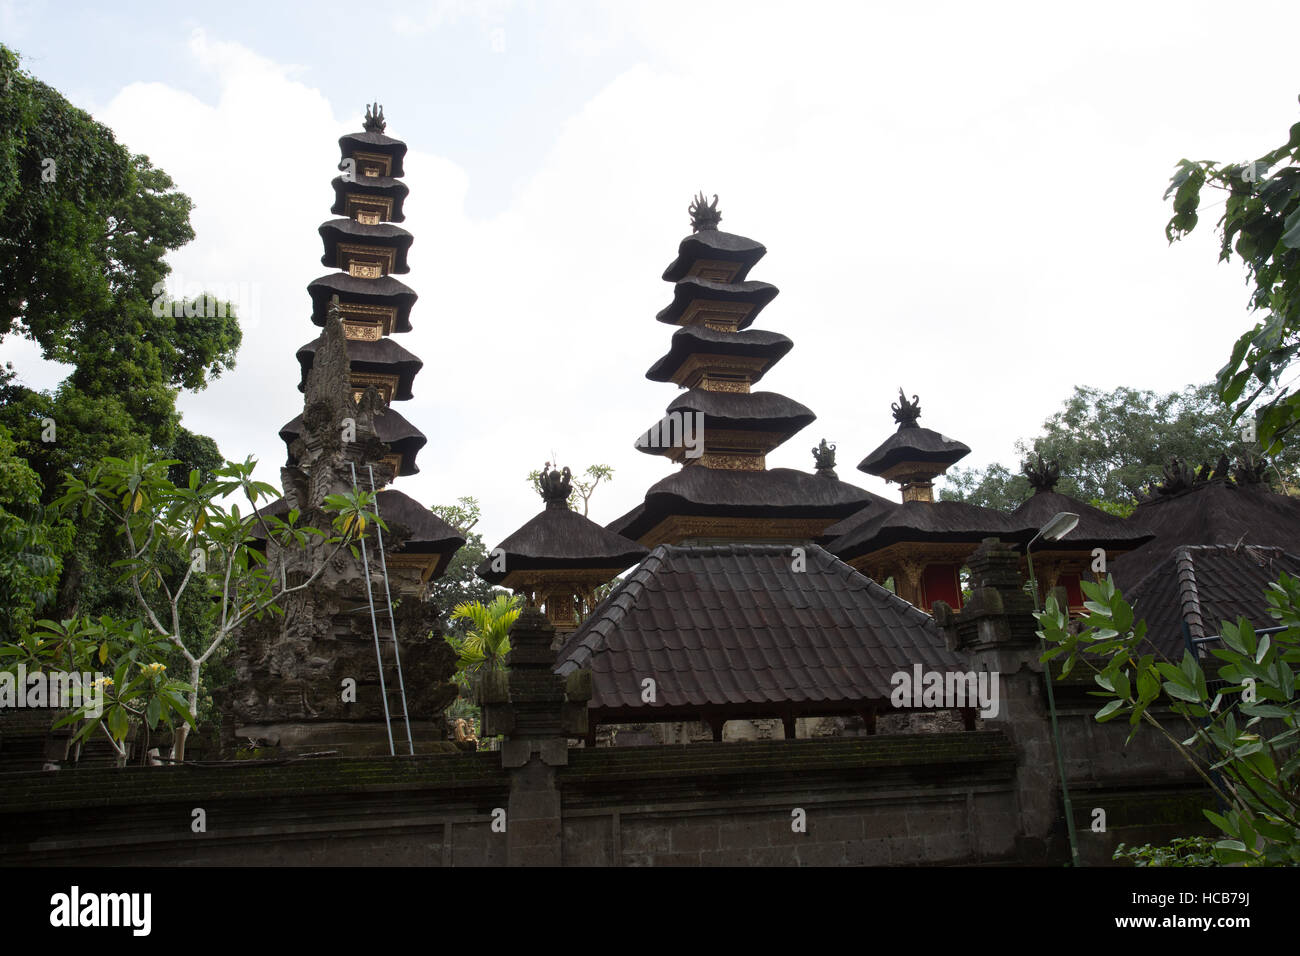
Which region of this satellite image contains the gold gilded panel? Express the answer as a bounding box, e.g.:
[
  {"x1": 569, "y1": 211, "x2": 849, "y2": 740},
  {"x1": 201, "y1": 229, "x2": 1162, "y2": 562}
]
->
[
  {"x1": 687, "y1": 259, "x2": 743, "y2": 283},
  {"x1": 679, "y1": 299, "x2": 754, "y2": 329}
]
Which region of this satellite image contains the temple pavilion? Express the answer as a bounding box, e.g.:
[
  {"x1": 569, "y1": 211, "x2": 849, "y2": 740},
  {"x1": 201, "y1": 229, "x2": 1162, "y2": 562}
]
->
[
  {"x1": 826, "y1": 391, "x2": 1038, "y2": 611},
  {"x1": 550, "y1": 198, "x2": 972, "y2": 742},
  {"x1": 477, "y1": 465, "x2": 647, "y2": 644}
]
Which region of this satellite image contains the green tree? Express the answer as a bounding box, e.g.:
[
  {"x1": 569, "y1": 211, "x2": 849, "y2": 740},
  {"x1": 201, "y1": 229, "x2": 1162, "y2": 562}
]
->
[
  {"x1": 941, "y1": 383, "x2": 1294, "y2": 510},
  {"x1": 0, "y1": 423, "x2": 72, "y2": 637},
  {"x1": 0, "y1": 44, "x2": 240, "y2": 640},
  {"x1": 1165, "y1": 98, "x2": 1300, "y2": 453},
  {"x1": 428, "y1": 497, "x2": 499, "y2": 634},
  {"x1": 51, "y1": 453, "x2": 378, "y2": 760}
]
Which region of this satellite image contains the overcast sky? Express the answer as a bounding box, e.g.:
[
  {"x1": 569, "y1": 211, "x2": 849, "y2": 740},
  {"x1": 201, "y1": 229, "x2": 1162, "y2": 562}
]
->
[{"x1": 3, "y1": 0, "x2": 1299, "y2": 548}]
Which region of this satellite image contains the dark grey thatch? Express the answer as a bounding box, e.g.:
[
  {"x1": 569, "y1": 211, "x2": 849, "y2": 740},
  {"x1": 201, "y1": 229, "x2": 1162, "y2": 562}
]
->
[
  {"x1": 1112, "y1": 480, "x2": 1300, "y2": 592},
  {"x1": 1127, "y1": 545, "x2": 1300, "y2": 659},
  {"x1": 1011, "y1": 490, "x2": 1154, "y2": 552},
  {"x1": 858, "y1": 425, "x2": 971, "y2": 476},
  {"x1": 295, "y1": 335, "x2": 423, "y2": 401},
  {"x1": 634, "y1": 390, "x2": 815, "y2": 456},
  {"x1": 553, "y1": 543, "x2": 966, "y2": 719},
  {"x1": 475, "y1": 506, "x2": 648, "y2": 585},
  {"x1": 817, "y1": 494, "x2": 899, "y2": 542},
  {"x1": 338, "y1": 130, "x2": 407, "y2": 178},
  {"x1": 249, "y1": 490, "x2": 465, "y2": 578},
  {"x1": 279, "y1": 405, "x2": 427, "y2": 477},
  {"x1": 661, "y1": 230, "x2": 767, "y2": 282},
  {"x1": 317, "y1": 218, "x2": 414, "y2": 274},
  {"x1": 828, "y1": 500, "x2": 1039, "y2": 563},
  {"x1": 654, "y1": 277, "x2": 780, "y2": 328},
  {"x1": 306, "y1": 273, "x2": 417, "y2": 332},
  {"x1": 645, "y1": 326, "x2": 793, "y2": 383},
  {"x1": 330, "y1": 175, "x2": 411, "y2": 222},
  {"x1": 606, "y1": 466, "x2": 873, "y2": 540}
]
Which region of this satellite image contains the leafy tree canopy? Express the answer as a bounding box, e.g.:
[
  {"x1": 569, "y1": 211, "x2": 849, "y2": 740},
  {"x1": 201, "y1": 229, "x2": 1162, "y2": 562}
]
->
[
  {"x1": 1166, "y1": 98, "x2": 1300, "y2": 452},
  {"x1": 940, "y1": 383, "x2": 1296, "y2": 511}
]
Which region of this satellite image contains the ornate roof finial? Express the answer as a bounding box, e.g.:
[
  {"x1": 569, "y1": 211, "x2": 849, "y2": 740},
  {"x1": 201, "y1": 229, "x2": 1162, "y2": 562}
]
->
[
  {"x1": 538, "y1": 464, "x2": 573, "y2": 509},
  {"x1": 1232, "y1": 450, "x2": 1268, "y2": 485},
  {"x1": 1155, "y1": 457, "x2": 1198, "y2": 496},
  {"x1": 891, "y1": 388, "x2": 922, "y2": 429},
  {"x1": 1022, "y1": 454, "x2": 1060, "y2": 494},
  {"x1": 812, "y1": 439, "x2": 838, "y2": 478},
  {"x1": 363, "y1": 102, "x2": 386, "y2": 134},
  {"x1": 688, "y1": 192, "x2": 721, "y2": 233},
  {"x1": 327, "y1": 294, "x2": 341, "y2": 323}
]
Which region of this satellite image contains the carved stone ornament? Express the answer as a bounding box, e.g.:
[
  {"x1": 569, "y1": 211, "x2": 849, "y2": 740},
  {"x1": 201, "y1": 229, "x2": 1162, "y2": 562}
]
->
[
  {"x1": 891, "y1": 388, "x2": 922, "y2": 428},
  {"x1": 688, "y1": 191, "x2": 721, "y2": 233},
  {"x1": 363, "y1": 102, "x2": 386, "y2": 134}
]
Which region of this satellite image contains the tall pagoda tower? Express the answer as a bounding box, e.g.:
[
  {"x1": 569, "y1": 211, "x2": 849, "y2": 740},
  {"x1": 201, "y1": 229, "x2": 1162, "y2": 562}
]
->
[
  {"x1": 608, "y1": 194, "x2": 873, "y2": 546},
  {"x1": 219, "y1": 106, "x2": 465, "y2": 757}
]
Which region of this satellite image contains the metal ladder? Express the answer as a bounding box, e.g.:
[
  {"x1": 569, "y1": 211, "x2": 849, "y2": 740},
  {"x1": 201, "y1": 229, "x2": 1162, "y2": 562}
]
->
[{"x1": 350, "y1": 462, "x2": 415, "y2": 756}]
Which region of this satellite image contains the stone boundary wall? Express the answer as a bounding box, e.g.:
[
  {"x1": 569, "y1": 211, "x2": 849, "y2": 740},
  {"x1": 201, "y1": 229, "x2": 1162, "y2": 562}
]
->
[{"x1": 0, "y1": 730, "x2": 1213, "y2": 866}]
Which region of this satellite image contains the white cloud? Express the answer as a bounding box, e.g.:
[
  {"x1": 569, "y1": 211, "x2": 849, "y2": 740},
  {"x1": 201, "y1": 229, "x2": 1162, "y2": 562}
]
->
[{"x1": 9, "y1": 3, "x2": 1300, "y2": 550}]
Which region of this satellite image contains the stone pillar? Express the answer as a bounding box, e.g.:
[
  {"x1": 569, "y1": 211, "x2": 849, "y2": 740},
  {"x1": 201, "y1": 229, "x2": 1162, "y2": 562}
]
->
[
  {"x1": 480, "y1": 607, "x2": 590, "y2": 866},
  {"x1": 932, "y1": 537, "x2": 1062, "y2": 863}
]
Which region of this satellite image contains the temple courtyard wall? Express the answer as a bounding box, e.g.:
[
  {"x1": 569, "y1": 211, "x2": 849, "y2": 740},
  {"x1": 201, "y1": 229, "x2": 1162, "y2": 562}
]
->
[{"x1": 0, "y1": 719, "x2": 1212, "y2": 866}]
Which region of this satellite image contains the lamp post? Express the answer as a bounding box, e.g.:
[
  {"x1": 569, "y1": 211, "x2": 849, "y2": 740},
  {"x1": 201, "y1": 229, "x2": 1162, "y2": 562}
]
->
[{"x1": 1026, "y1": 511, "x2": 1081, "y2": 867}]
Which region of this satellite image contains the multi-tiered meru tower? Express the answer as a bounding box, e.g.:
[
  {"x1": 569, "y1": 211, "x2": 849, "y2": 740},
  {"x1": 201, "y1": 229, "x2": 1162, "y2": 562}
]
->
[
  {"x1": 219, "y1": 106, "x2": 466, "y2": 757},
  {"x1": 607, "y1": 194, "x2": 874, "y2": 546}
]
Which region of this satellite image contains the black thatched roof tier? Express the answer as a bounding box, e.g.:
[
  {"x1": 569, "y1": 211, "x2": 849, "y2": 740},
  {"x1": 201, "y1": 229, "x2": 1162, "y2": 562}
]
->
[
  {"x1": 553, "y1": 543, "x2": 966, "y2": 717},
  {"x1": 634, "y1": 389, "x2": 815, "y2": 458},
  {"x1": 1127, "y1": 545, "x2": 1300, "y2": 659},
  {"x1": 828, "y1": 500, "x2": 1039, "y2": 563},
  {"x1": 295, "y1": 335, "x2": 423, "y2": 401},
  {"x1": 338, "y1": 130, "x2": 407, "y2": 178},
  {"x1": 645, "y1": 326, "x2": 793, "y2": 383},
  {"x1": 816, "y1": 494, "x2": 900, "y2": 542},
  {"x1": 330, "y1": 175, "x2": 410, "y2": 222},
  {"x1": 661, "y1": 230, "x2": 767, "y2": 283},
  {"x1": 318, "y1": 218, "x2": 413, "y2": 274},
  {"x1": 654, "y1": 277, "x2": 779, "y2": 328},
  {"x1": 306, "y1": 273, "x2": 417, "y2": 332},
  {"x1": 1011, "y1": 490, "x2": 1154, "y2": 552},
  {"x1": 607, "y1": 467, "x2": 873, "y2": 540},
  {"x1": 248, "y1": 490, "x2": 465, "y2": 579},
  {"x1": 1112, "y1": 480, "x2": 1300, "y2": 592},
  {"x1": 475, "y1": 506, "x2": 648, "y2": 585},
  {"x1": 858, "y1": 424, "x2": 970, "y2": 477},
  {"x1": 278, "y1": 406, "x2": 427, "y2": 477}
]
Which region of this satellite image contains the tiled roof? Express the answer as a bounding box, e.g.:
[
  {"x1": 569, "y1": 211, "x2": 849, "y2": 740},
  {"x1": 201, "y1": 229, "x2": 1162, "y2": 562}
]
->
[
  {"x1": 553, "y1": 543, "x2": 965, "y2": 715},
  {"x1": 1127, "y1": 544, "x2": 1300, "y2": 658}
]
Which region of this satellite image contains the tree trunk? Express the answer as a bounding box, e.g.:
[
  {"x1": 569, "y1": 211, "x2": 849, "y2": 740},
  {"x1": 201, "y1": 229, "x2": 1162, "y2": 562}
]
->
[{"x1": 170, "y1": 659, "x2": 202, "y2": 762}]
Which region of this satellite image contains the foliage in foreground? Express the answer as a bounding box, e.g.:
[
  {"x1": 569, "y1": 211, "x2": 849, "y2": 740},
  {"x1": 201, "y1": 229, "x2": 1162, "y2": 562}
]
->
[
  {"x1": 1037, "y1": 574, "x2": 1300, "y2": 865},
  {"x1": 1166, "y1": 99, "x2": 1300, "y2": 454},
  {"x1": 1112, "y1": 837, "x2": 1218, "y2": 867}
]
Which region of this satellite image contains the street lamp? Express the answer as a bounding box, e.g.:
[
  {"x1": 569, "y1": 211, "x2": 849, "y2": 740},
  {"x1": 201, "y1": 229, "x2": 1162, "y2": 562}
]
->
[{"x1": 1026, "y1": 511, "x2": 1081, "y2": 867}]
